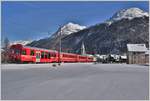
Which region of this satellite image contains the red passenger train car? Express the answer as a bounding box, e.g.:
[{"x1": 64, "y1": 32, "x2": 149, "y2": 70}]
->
[{"x1": 8, "y1": 44, "x2": 94, "y2": 63}]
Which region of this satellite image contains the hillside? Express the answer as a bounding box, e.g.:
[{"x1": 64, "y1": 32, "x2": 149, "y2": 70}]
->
[{"x1": 27, "y1": 7, "x2": 149, "y2": 54}]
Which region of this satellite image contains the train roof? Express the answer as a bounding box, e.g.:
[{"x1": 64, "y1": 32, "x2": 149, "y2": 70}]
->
[{"x1": 23, "y1": 45, "x2": 57, "y2": 52}]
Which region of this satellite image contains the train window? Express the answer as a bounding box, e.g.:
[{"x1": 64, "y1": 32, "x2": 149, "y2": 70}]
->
[
  {"x1": 30, "y1": 50, "x2": 34, "y2": 56},
  {"x1": 79, "y1": 56, "x2": 86, "y2": 59},
  {"x1": 41, "y1": 52, "x2": 44, "y2": 59},
  {"x1": 54, "y1": 53, "x2": 56, "y2": 57},
  {"x1": 22, "y1": 50, "x2": 26, "y2": 55},
  {"x1": 15, "y1": 50, "x2": 20, "y2": 54},
  {"x1": 51, "y1": 53, "x2": 56, "y2": 57},
  {"x1": 63, "y1": 54, "x2": 66, "y2": 57},
  {"x1": 45, "y1": 52, "x2": 48, "y2": 59},
  {"x1": 63, "y1": 54, "x2": 76, "y2": 58},
  {"x1": 48, "y1": 53, "x2": 51, "y2": 59}
]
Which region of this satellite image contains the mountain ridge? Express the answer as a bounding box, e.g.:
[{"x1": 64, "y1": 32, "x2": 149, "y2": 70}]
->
[{"x1": 27, "y1": 7, "x2": 149, "y2": 54}]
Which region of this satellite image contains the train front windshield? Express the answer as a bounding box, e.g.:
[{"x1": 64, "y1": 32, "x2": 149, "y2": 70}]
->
[{"x1": 10, "y1": 48, "x2": 21, "y2": 55}]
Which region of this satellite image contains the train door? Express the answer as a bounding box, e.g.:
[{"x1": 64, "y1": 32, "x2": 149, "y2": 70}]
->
[{"x1": 36, "y1": 51, "x2": 41, "y2": 62}]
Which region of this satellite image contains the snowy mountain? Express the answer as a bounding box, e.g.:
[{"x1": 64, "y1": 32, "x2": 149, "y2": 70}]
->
[
  {"x1": 27, "y1": 7, "x2": 149, "y2": 54},
  {"x1": 106, "y1": 7, "x2": 149, "y2": 25},
  {"x1": 51, "y1": 22, "x2": 86, "y2": 38},
  {"x1": 28, "y1": 22, "x2": 86, "y2": 49},
  {"x1": 10, "y1": 40, "x2": 32, "y2": 45}
]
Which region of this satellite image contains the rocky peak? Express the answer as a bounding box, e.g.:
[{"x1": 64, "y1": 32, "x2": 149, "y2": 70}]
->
[
  {"x1": 51, "y1": 22, "x2": 86, "y2": 38},
  {"x1": 106, "y1": 7, "x2": 149, "y2": 25}
]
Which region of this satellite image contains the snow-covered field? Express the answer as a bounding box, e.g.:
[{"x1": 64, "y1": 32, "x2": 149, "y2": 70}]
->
[{"x1": 1, "y1": 63, "x2": 149, "y2": 100}]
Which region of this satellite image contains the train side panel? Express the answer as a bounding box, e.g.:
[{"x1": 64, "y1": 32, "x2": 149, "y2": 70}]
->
[
  {"x1": 9, "y1": 44, "x2": 94, "y2": 63},
  {"x1": 61, "y1": 53, "x2": 77, "y2": 62}
]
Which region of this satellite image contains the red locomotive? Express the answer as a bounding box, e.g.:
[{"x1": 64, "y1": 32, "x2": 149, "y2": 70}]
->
[{"x1": 8, "y1": 44, "x2": 94, "y2": 63}]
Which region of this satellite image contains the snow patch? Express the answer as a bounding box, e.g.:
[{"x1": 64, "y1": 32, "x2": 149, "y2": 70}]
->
[
  {"x1": 127, "y1": 44, "x2": 147, "y2": 52},
  {"x1": 10, "y1": 40, "x2": 32, "y2": 45}
]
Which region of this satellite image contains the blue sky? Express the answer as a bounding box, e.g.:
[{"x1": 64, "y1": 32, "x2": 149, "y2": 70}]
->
[{"x1": 1, "y1": 1, "x2": 149, "y2": 42}]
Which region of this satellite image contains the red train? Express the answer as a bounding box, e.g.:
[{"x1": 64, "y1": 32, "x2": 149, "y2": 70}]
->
[{"x1": 8, "y1": 44, "x2": 94, "y2": 63}]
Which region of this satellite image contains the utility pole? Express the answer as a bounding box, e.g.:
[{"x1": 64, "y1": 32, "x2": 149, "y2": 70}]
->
[{"x1": 58, "y1": 25, "x2": 62, "y2": 65}]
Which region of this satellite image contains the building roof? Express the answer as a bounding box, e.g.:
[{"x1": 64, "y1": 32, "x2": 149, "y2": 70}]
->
[
  {"x1": 121, "y1": 55, "x2": 127, "y2": 59},
  {"x1": 127, "y1": 44, "x2": 147, "y2": 52}
]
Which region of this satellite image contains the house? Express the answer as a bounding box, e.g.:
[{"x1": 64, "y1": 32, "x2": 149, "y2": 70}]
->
[
  {"x1": 145, "y1": 49, "x2": 149, "y2": 64},
  {"x1": 127, "y1": 44, "x2": 148, "y2": 64}
]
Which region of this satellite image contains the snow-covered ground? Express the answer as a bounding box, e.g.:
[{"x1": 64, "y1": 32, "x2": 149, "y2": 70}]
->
[{"x1": 1, "y1": 63, "x2": 149, "y2": 100}]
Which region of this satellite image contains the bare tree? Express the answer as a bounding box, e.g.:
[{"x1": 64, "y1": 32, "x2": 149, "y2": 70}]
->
[
  {"x1": 2, "y1": 37, "x2": 10, "y2": 63},
  {"x1": 4, "y1": 37, "x2": 10, "y2": 50}
]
